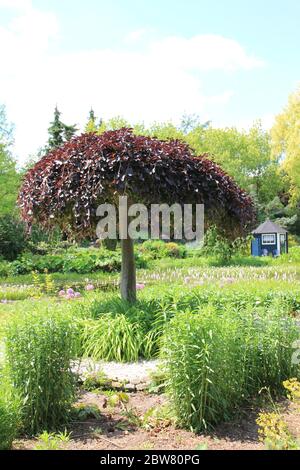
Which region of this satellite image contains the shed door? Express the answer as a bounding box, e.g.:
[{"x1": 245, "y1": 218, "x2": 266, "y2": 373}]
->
[
  {"x1": 252, "y1": 238, "x2": 260, "y2": 256},
  {"x1": 280, "y1": 234, "x2": 286, "y2": 254}
]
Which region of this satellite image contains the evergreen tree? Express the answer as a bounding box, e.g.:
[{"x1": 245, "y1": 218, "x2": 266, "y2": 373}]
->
[
  {"x1": 47, "y1": 106, "x2": 77, "y2": 150},
  {"x1": 47, "y1": 106, "x2": 65, "y2": 150},
  {"x1": 63, "y1": 123, "x2": 78, "y2": 141},
  {"x1": 85, "y1": 108, "x2": 98, "y2": 133}
]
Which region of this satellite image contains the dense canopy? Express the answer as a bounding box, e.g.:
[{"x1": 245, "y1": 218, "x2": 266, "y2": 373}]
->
[{"x1": 18, "y1": 128, "x2": 255, "y2": 238}]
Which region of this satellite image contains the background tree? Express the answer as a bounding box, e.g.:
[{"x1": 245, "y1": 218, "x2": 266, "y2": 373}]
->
[
  {"x1": 271, "y1": 86, "x2": 300, "y2": 205},
  {"x1": 85, "y1": 108, "x2": 99, "y2": 133},
  {"x1": 186, "y1": 122, "x2": 282, "y2": 206},
  {"x1": 19, "y1": 129, "x2": 255, "y2": 302},
  {"x1": 63, "y1": 123, "x2": 78, "y2": 142},
  {"x1": 47, "y1": 106, "x2": 65, "y2": 150},
  {"x1": 0, "y1": 105, "x2": 20, "y2": 216},
  {"x1": 47, "y1": 106, "x2": 78, "y2": 150}
]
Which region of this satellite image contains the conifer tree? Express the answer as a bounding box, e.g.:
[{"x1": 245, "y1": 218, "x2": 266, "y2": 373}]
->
[
  {"x1": 47, "y1": 107, "x2": 78, "y2": 150},
  {"x1": 47, "y1": 106, "x2": 65, "y2": 150},
  {"x1": 63, "y1": 123, "x2": 78, "y2": 141},
  {"x1": 85, "y1": 108, "x2": 98, "y2": 133}
]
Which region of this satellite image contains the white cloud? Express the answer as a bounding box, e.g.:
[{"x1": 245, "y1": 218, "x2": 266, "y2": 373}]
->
[
  {"x1": 0, "y1": 0, "x2": 32, "y2": 11},
  {"x1": 214, "y1": 113, "x2": 275, "y2": 132},
  {"x1": 0, "y1": 3, "x2": 265, "y2": 163},
  {"x1": 124, "y1": 28, "x2": 151, "y2": 44},
  {"x1": 149, "y1": 35, "x2": 264, "y2": 71}
]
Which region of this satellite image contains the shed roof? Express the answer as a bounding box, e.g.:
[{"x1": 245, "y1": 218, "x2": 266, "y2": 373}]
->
[{"x1": 252, "y1": 219, "x2": 287, "y2": 234}]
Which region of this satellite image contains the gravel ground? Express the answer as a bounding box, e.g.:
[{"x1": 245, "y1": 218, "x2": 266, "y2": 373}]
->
[{"x1": 73, "y1": 359, "x2": 162, "y2": 389}]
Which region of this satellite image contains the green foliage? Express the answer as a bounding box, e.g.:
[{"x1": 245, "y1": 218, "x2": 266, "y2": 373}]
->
[
  {"x1": 141, "y1": 403, "x2": 176, "y2": 430},
  {"x1": 0, "y1": 215, "x2": 26, "y2": 261},
  {"x1": 3, "y1": 247, "x2": 148, "y2": 277},
  {"x1": 5, "y1": 308, "x2": 79, "y2": 434},
  {"x1": 47, "y1": 106, "x2": 77, "y2": 151},
  {"x1": 107, "y1": 392, "x2": 129, "y2": 409},
  {"x1": 34, "y1": 430, "x2": 71, "y2": 450},
  {"x1": 0, "y1": 373, "x2": 21, "y2": 450},
  {"x1": 271, "y1": 86, "x2": 300, "y2": 205},
  {"x1": 79, "y1": 295, "x2": 164, "y2": 361},
  {"x1": 274, "y1": 246, "x2": 300, "y2": 265},
  {"x1": 257, "y1": 412, "x2": 299, "y2": 450},
  {"x1": 202, "y1": 226, "x2": 251, "y2": 262},
  {"x1": 8, "y1": 248, "x2": 122, "y2": 275},
  {"x1": 81, "y1": 314, "x2": 145, "y2": 362},
  {"x1": 148, "y1": 368, "x2": 168, "y2": 394},
  {"x1": 138, "y1": 240, "x2": 187, "y2": 260},
  {"x1": 85, "y1": 108, "x2": 102, "y2": 133},
  {"x1": 186, "y1": 122, "x2": 282, "y2": 205},
  {"x1": 0, "y1": 105, "x2": 20, "y2": 217},
  {"x1": 71, "y1": 404, "x2": 101, "y2": 421},
  {"x1": 76, "y1": 281, "x2": 300, "y2": 362},
  {"x1": 164, "y1": 307, "x2": 299, "y2": 432},
  {"x1": 82, "y1": 371, "x2": 112, "y2": 391}
]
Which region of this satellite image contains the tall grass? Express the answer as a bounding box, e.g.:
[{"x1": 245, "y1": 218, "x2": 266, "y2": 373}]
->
[
  {"x1": 5, "y1": 308, "x2": 79, "y2": 434},
  {"x1": 80, "y1": 297, "x2": 161, "y2": 361},
  {"x1": 0, "y1": 370, "x2": 21, "y2": 450},
  {"x1": 78, "y1": 285, "x2": 300, "y2": 362},
  {"x1": 164, "y1": 305, "x2": 300, "y2": 432}
]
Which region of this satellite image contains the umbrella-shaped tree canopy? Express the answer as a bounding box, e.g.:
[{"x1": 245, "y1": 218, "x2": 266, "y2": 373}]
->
[{"x1": 18, "y1": 128, "x2": 255, "y2": 301}]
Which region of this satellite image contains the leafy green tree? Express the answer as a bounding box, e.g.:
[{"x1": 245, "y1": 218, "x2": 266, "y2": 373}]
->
[
  {"x1": 180, "y1": 113, "x2": 210, "y2": 134},
  {"x1": 271, "y1": 86, "x2": 300, "y2": 205},
  {"x1": 0, "y1": 146, "x2": 20, "y2": 216},
  {"x1": 97, "y1": 116, "x2": 130, "y2": 134},
  {"x1": 0, "y1": 105, "x2": 20, "y2": 216},
  {"x1": 186, "y1": 122, "x2": 282, "y2": 205}
]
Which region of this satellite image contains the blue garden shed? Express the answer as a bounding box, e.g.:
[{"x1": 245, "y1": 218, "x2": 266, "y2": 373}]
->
[{"x1": 251, "y1": 219, "x2": 288, "y2": 257}]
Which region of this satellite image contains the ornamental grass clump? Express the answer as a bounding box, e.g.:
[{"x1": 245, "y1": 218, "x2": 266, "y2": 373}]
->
[
  {"x1": 82, "y1": 314, "x2": 146, "y2": 362},
  {"x1": 5, "y1": 309, "x2": 79, "y2": 434},
  {"x1": 164, "y1": 306, "x2": 299, "y2": 432},
  {"x1": 0, "y1": 373, "x2": 21, "y2": 450}
]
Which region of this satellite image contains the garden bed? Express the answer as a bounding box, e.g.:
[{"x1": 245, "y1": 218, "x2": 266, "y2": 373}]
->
[{"x1": 13, "y1": 389, "x2": 264, "y2": 451}]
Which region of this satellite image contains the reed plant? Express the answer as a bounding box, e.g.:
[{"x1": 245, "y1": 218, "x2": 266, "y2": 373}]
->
[
  {"x1": 164, "y1": 305, "x2": 299, "y2": 432},
  {"x1": 5, "y1": 308, "x2": 79, "y2": 434}
]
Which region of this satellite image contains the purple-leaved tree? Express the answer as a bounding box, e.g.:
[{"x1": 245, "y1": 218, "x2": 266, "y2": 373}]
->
[{"x1": 18, "y1": 128, "x2": 255, "y2": 302}]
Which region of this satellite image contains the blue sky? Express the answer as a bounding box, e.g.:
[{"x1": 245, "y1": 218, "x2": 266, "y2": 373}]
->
[{"x1": 0, "y1": 0, "x2": 299, "y2": 162}]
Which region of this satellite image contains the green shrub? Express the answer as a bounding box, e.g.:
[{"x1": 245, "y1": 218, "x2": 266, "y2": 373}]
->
[
  {"x1": 139, "y1": 240, "x2": 186, "y2": 260},
  {"x1": 164, "y1": 242, "x2": 187, "y2": 258},
  {"x1": 0, "y1": 260, "x2": 10, "y2": 277},
  {"x1": 5, "y1": 309, "x2": 79, "y2": 434},
  {"x1": 0, "y1": 373, "x2": 21, "y2": 450},
  {"x1": 276, "y1": 246, "x2": 300, "y2": 264},
  {"x1": 0, "y1": 215, "x2": 26, "y2": 261},
  {"x1": 164, "y1": 306, "x2": 299, "y2": 432},
  {"x1": 6, "y1": 248, "x2": 147, "y2": 277},
  {"x1": 201, "y1": 225, "x2": 251, "y2": 262}
]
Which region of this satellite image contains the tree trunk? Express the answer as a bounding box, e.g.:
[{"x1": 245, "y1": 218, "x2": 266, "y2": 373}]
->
[{"x1": 120, "y1": 238, "x2": 136, "y2": 302}]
